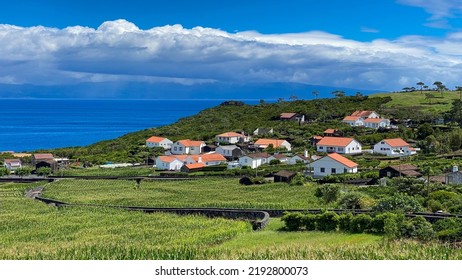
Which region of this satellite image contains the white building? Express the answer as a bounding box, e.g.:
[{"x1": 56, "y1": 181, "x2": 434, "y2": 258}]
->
[
  {"x1": 254, "y1": 139, "x2": 292, "y2": 151},
  {"x1": 146, "y1": 136, "x2": 173, "y2": 149},
  {"x1": 215, "y1": 145, "x2": 243, "y2": 160},
  {"x1": 171, "y1": 139, "x2": 206, "y2": 155},
  {"x1": 364, "y1": 118, "x2": 390, "y2": 129},
  {"x1": 342, "y1": 116, "x2": 364, "y2": 127},
  {"x1": 239, "y1": 153, "x2": 270, "y2": 169},
  {"x1": 155, "y1": 153, "x2": 227, "y2": 170},
  {"x1": 309, "y1": 153, "x2": 358, "y2": 178},
  {"x1": 373, "y1": 138, "x2": 417, "y2": 157},
  {"x1": 316, "y1": 137, "x2": 362, "y2": 154},
  {"x1": 155, "y1": 155, "x2": 187, "y2": 171},
  {"x1": 3, "y1": 159, "x2": 21, "y2": 171},
  {"x1": 350, "y1": 110, "x2": 380, "y2": 119},
  {"x1": 215, "y1": 132, "x2": 249, "y2": 144}
]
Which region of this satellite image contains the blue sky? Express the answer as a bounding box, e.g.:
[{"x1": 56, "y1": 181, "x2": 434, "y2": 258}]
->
[{"x1": 1, "y1": 0, "x2": 462, "y2": 95}]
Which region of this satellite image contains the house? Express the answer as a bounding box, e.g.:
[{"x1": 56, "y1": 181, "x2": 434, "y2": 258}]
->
[
  {"x1": 253, "y1": 128, "x2": 273, "y2": 136},
  {"x1": 274, "y1": 170, "x2": 297, "y2": 183},
  {"x1": 239, "y1": 153, "x2": 270, "y2": 169},
  {"x1": 288, "y1": 154, "x2": 310, "y2": 165},
  {"x1": 309, "y1": 153, "x2": 358, "y2": 178},
  {"x1": 215, "y1": 145, "x2": 244, "y2": 160},
  {"x1": 373, "y1": 138, "x2": 417, "y2": 157},
  {"x1": 351, "y1": 110, "x2": 380, "y2": 119},
  {"x1": 203, "y1": 144, "x2": 217, "y2": 153},
  {"x1": 254, "y1": 139, "x2": 292, "y2": 151},
  {"x1": 192, "y1": 153, "x2": 227, "y2": 166},
  {"x1": 364, "y1": 118, "x2": 391, "y2": 129},
  {"x1": 3, "y1": 159, "x2": 21, "y2": 171},
  {"x1": 379, "y1": 164, "x2": 421, "y2": 178},
  {"x1": 215, "y1": 132, "x2": 249, "y2": 144},
  {"x1": 32, "y1": 153, "x2": 57, "y2": 171},
  {"x1": 310, "y1": 135, "x2": 323, "y2": 146},
  {"x1": 323, "y1": 129, "x2": 343, "y2": 137},
  {"x1": 316, "y1": 137, "x2": 362, "y2": 154},
  {"x1": 446, "y1": 166, "x2": 462, "y2": 184},
  {"x1": 268, "y1": 154, "x2": 289, "y2": 164},
  {"x1": 155, "y1": 155, "x2": 188, "y2": 171},
  {"x1": 280, "y1": 113, "x2": 305, "y2": 123},
  {"x1": 171, "y1": 139, "x2": 206, "y2": 155},
  {"x1": 342, "y1": 116, "x2": 364, "y2": 127},
  {"x1": 181, "y1": 163, "x2": 206, "y2": 173},
  {"x1": 146, "y1": 136, "x2": 173, "y2": 149}
]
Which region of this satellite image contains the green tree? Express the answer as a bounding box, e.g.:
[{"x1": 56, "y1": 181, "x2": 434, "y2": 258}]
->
[
  {"x1": 36, "y1": 167, "x2": 52, "y2": 177},
  {"x1": 417, "y1": 81, "x2": 425, "y2": 94},
  {"x1": 433, "y1": 81, "x2": 445, "y2": 98},
  {"x1": 372, "y1": 193, "x2": 424, "y2": 213},
  {"x1": 0, "y1": 167, "x2": 10, "y2": 176},
  {"x1": 315, "y1": 184, "x2": 340, "y2": 203},
  {"x1": 316, "y1": 211, "x2": 339, "y2": 231},
  {"x1": 447, "y1": 100, "x2": 462, "y2": 125},
  {"x1": 14, "y1": 167, "x2": 33, "y2": 178}
]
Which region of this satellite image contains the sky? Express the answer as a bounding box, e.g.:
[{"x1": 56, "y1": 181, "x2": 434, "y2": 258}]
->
[{"x1": 1, "y1": 0, "x2": 462, "y2": 96}]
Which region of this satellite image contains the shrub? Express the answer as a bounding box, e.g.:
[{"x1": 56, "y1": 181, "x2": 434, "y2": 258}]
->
[
  {"x1": 281, "y1": 212, "x2": 304, "y2": 231},
  {"x1": 316, "y1": 211, "x2": 339, "y2": 232},
  {"x1": 315, "y1": 184, "x2": 340, "y2": 203},
  {"x1": 383, "y1": 214, "x2": 400, "y2": 239},
  {"x1": 409, "y1": 216, "x2": 434, "y2": 241},
  {"x1": 302, "y1": 214, "x2": 317, "y2": 231},
  {"x1": 338, "y1": 213, "x2": 353, "y2": 232},
  {"x1": 290, "y1": 174, "x2": 306, "y2": 186},
  {"x1": 36, "y1": 167, "x2": 53, "y2": 177},
  {"x1": 372, "y1": 193, "x2": 424, "y2": 213},
  {"x1": 338, "y1": 192, "x2": 368, "y2": 209},
  {"x1": 433, "y1": 217, "x2": 462, "y2": 232},
  {"x1": 370, "y1": 212, "x2": 396, "y2": 234},
  {"x1": 349, "y1": 214, "x2": 373, "y2": 233}
]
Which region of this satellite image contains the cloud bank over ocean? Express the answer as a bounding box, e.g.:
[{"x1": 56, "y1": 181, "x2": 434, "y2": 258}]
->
[{"x1": 1, "y1": 19, "x2": 462, "y2": 94}]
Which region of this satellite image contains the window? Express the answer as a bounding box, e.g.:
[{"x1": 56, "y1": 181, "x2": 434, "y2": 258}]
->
[
  {"x1": 179, "y1": 147, "x2": 183, "y2": 151},
  {"x1": 320, "y1": 167, "x2": 325, "y2": 173},
  {"x1": 174, "y1": 147, "x2": 177, "y2": 151},
  {"x1": 331, "y1": 168, "x2": 336, "y2": 174},
  {"x1": 344, "y1": 168, "x2": 348, "y2": 173},
  {"x1": 319, "y1": 146, "x2": 324, "y2": 150}
]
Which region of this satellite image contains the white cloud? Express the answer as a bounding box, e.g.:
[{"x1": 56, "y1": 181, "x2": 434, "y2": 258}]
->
[
  {"x1": 0, "y1": 19, "x2": 462, "y2": 91},
  {"x1": 397, "y1": 0, "x2": 462, "y2": 28}
]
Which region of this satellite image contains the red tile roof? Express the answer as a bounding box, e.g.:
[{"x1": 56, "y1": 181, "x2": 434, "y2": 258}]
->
[
  {"x1": 351, "y1": 110, "x2": 375, "y2": 118},
  {"x1": 383, "y1": 138, "x2": 409, "y2": 147},
  {"x1": 191, "y1": 153, "x2": 227, "y2": 162},
  {"x1": 146, "y1": 136, "x2": 167, "y2": 143},
  {"x1": 343, "y1": 116, "x2": 362, "y2": 121},
  {"x1": 327, "y1": 153, "x2": 358, "y2": 168},
  {"x1": 4, "y1": 159, "x2": 21, "y2": 164},
  {"x1": 177, "y1": 139, "x2": 205, "y2": 147},
  {"x1": 324, "y1": 129, "x2": 336, "y2": 134},
  {"x1": 255, "y1": 139, "x2": 288, "y2": 148},
  {"x1": 280, "y1": 113, "x2": 297, "y2": 119},
  {"x1": 364, "y1": 118, "x2": 386, "y2": 123},
  {"x1": 158, "y1": 155, "x2": 186, "y2": 163},
  {"x1": 216, "y1": 132, "x2": 244, "y2": 137},
  {"x1": 317, "y1": 137, "x2": 356, "y2": 147},
  {"x1": 184, "y1": 163, "x2": 206, "y2": 169},
  {"x1": 33, "y1": 153, "x2": 54, "y2": 160}
]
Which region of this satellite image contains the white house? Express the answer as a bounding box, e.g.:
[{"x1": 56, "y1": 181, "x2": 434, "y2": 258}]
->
[
  {"x1": 268, "y1": 154, "x2": 289, "y2": 163},
  {"x1": 288, "y1": 154, "x2": 310, "y2": 165},
  {"x1": 342, "y1": 116, "x2": 364, "y2": 127},
  {"x1": 146, "y1": 136, "x2": 173, "y2": 149},
  {"x1": 254, "y1": 139, "x2": 292, "y2": 151},
  {"x1": 3, "y1": 159, "x2": 21, "y2": 171},
  {"x1": 364, "y1": 118, "x2": 390, "y2": 129},
  {"x1": 171, "y1": 139, "x2": 206, "y2": 155},
  {"x1": 309, "y1": 153, "x2": 358, "y2": 178},
  {"x1": 373, "y1": 138, "x2": 417, "y2": 157},
  {"x1": 215, "y1": 145, "x2": 243, "y2": 160},
  {"x1": 185, "y1": 154, "x2": 228, "y2": 166},
  {"x1": 155, "y1": 155, "x2": 187, "y2": 171},
  {"x1": 316, "y1": 137, "x2": 362, "y2": 154},
  {"x1": 239, "y1": 153, "x2": 270, "y2": 169},
  {"x1": 215, "y1": 132, "x2": 249, "y2": 144}
]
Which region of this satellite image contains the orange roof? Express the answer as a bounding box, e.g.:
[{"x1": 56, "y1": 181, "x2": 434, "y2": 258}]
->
[
  {"x1": 254, "y1": 138, "x2": 287, "y2": 147},
  {"x1": 327, "y1": 153, "x2": 358, "y2": 168},
  {"x1": 185, "y1": 163, "x2": 206, "y2": 169},
  {"x1": 317, "y1": 137, "x2": 356, "y2": 147},
  {"x1": 364, "y1": 118, "x2": 385, "y2": 123},
  {"x1": 343, "y1": 116, "x2": 362, "y2": 121},
  {"x1": 146, "y1": 136, "x2": 166, "y2": 143},
  {"x1": 280, "y1": 113, "x2": 297, "y2": 119},
  {"x1": 216, "y1": 132, "x2": 244, "y2": 137},
  {"x1": 4, "y1": 159, "x2": 21, "y2": 164},
  {"x1": 351, "y1": 110, "x2": 375, "y2": 117},
  {"x1": 177, "y1": 139, "x2": 205, "y2": 147},
  {"x1": 313, "y1": 135, "x2": 323, "y2": 140},
  {"x1": 190, "y1": 153, "x2": 227, "y2": 162},
  {"x1": 158, "y1": 156, "x2": 184, "y2": 163},
  {"x1": 383, "y1": 138, "x2": 409, "y2": 147},
  {"x1": 33, "y1": 153, "x2": 54, "y2": 160},
  {"x1": 324, "y1": 129, "x2": 336, "y2": 134}
]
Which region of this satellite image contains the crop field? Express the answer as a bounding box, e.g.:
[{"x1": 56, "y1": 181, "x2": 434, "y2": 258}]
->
[
  {"x1": 41, "y1": 178, "x2": 332, "y2": 209},
  {"x1": 3, "y1": 181, "x2": 462, "y2": 260}
]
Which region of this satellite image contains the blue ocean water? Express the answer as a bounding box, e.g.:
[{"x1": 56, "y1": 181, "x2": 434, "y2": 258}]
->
[{"x1": 0, "y1": 99, "x2": 257, "y2": 152}]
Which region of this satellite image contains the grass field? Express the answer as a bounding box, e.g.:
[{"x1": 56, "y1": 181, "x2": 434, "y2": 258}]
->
[
  {"x1": 3, "y1": 181, "x2": 462, "y2": 259},
  {"x1": 41, "y1": 178, "x2": 333, "y2": 209},
  {"x1": 372, "y1": 90, "x2": 460, "y2": 113}
]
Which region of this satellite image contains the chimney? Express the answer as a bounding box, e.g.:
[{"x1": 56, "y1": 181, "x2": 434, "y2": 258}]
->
[
  {"x1": 304, "y1": 149, "x2": 309, "y2": 158},
  {"x1": 198, "y1": 156, "x2": 202, "y2": 163},
  {"x1": 453, "y1": 166, "x2": 459, "y2": 173}
]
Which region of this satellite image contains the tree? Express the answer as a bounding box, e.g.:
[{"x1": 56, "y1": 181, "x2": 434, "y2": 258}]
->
[
  {"x1": 433, "y1": 81, "x2": 445, "y2": 98},
  {"x1": 446, "y1": 99, "x2": 462, "y2": 125},
  {"x1": 36, "y1": 167, "x2": 52, "y2": 177},
  {"x1": 331, "y1": 90, "x2": 345, "y2": 98},
  {"x1": 14, "y1": 167, "x2": 33, "y2": 178},
  {"x1": 0, "y1": 167, "x2": 10, "y2": 176},
  {"x1": 289, "y1": 95, "x2": 298, "y2": 101},
  {"x1": 425, "y1": 92, "x2": 436, "y2": 104},
  {"x1": 417, "y1": 81, "x2": 425, "y2": 94}
]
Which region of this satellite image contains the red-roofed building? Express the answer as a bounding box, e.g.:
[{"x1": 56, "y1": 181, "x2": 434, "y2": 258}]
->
[
  {"x1": 350, "y1": 110, "x2": 380, "y2": 119},
  {"x1": 3, "y1": 159, "x2": 22, "y2": 171},
  {"x1": 254, "y1": 138, "x2": 292, "y2": 151},
  {"x1": 316, "y1": 137, "x2": 362, "y2": 154},
  {"x1": 215, "y1": 132, "x2": 250, "y2": 144},
  {"x1": 155, "y1": 153, "x2": 227, "y2": 171},
  {"x1": 181, "y1": 162, "x2": 206, "y2": 173},
  {"x1": 309, "y1": 153, "x2": 358, "y2": 178},
  {"x1": 280, "y1": 112, "x2": 305, "y2": 123},
  {"x1": 146, "y1": 136, "x2": 173, "y2": 149},
  {"x1": 171, "y1": 139, "x2": 206, "y2": 155},
  {"x1": 373, "y1": 138, "x2": 417, "y2": 157},
  {"x1": 342, "y1": 116, "x2": 364, "y2": 127}
]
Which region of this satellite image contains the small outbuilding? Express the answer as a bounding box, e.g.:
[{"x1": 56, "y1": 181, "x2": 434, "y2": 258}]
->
[{"x1": 274, "y1": 170, "x2": 297, "y2": 183}]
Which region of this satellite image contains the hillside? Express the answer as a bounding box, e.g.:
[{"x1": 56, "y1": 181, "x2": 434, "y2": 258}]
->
[{"x1": 46, "y1": 96, "x2": 393, "y2": 163}]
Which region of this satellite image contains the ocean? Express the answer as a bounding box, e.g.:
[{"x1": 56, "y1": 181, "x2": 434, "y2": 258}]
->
[{"x1": 0, "y1": 99, "x2": 258, "y2": 152}]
